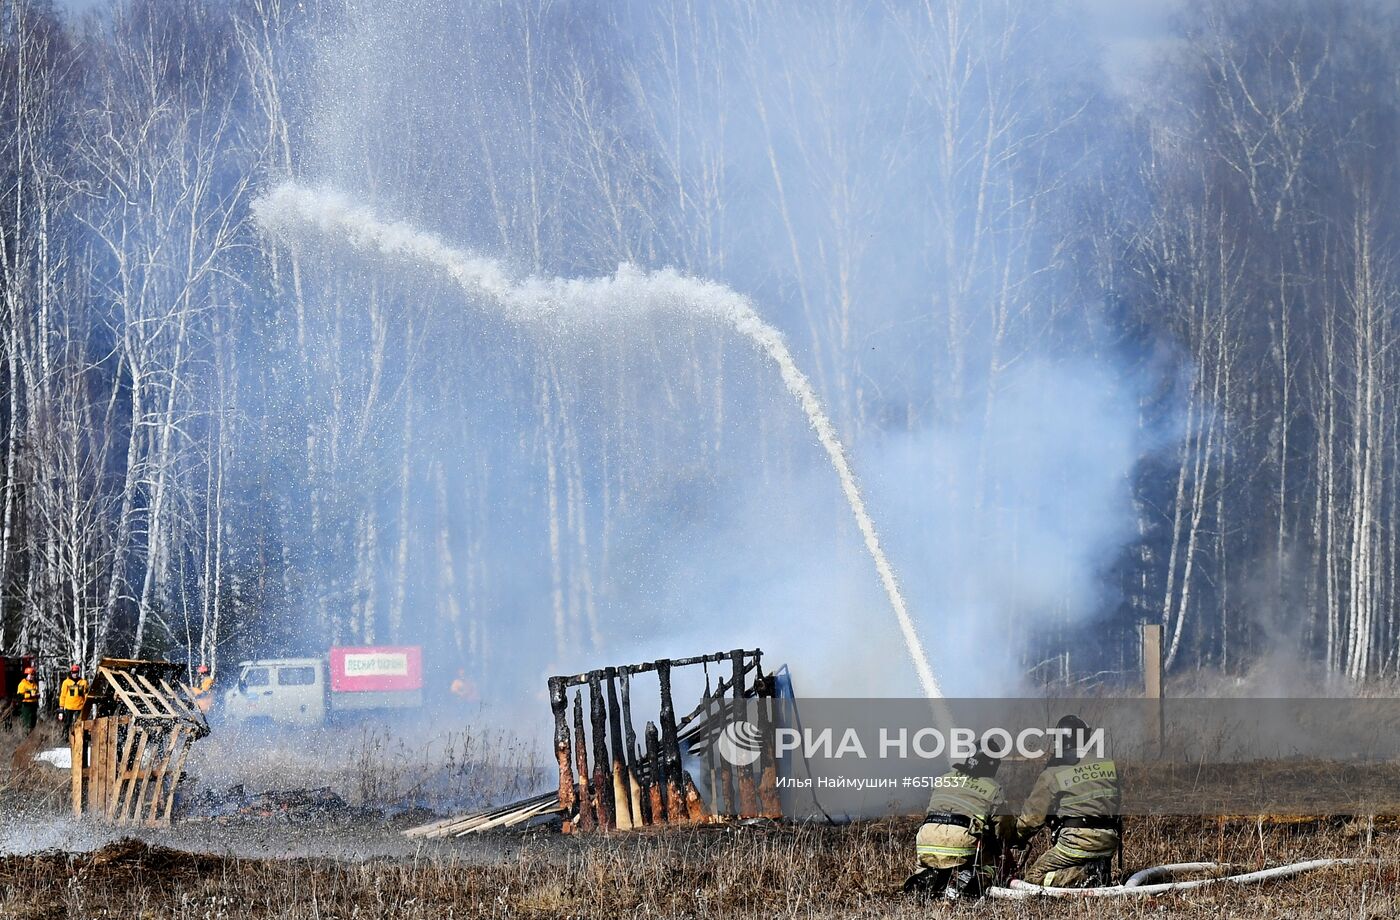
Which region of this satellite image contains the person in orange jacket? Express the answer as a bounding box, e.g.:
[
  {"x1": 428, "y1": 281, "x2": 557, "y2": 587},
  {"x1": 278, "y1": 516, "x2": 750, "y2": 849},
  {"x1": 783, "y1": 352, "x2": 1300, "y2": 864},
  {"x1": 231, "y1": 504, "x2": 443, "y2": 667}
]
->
[{"x1": 190, "y1": 665, "x2": 215, "y2": 714}]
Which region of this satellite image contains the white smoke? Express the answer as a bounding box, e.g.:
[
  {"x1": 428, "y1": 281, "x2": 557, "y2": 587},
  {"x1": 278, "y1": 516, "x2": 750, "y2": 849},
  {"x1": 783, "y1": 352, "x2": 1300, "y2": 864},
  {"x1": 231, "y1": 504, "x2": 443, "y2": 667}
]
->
[{"x1": 252, "y1": 181, "x2": 945, "y2": 700}]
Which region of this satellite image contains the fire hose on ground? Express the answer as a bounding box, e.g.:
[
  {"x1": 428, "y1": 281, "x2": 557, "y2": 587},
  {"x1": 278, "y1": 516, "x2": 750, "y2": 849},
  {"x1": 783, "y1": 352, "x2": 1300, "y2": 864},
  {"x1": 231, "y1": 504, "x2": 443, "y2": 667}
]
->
[{"x1": 986, "y1": 858, "x2": 1385, "y2": 899}]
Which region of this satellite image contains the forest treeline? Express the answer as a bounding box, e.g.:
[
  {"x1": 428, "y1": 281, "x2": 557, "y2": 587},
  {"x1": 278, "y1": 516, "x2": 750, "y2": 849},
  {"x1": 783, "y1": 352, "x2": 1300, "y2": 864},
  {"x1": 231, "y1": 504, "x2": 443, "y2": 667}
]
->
[{"x1": 1, "y1": 0, "x2": 1398, "y2": 690}]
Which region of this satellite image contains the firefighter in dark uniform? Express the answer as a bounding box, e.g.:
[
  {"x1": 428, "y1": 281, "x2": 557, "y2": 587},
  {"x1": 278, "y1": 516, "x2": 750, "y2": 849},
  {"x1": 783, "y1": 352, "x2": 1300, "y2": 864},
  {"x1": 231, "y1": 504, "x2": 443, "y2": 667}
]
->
[
  {"x1": 1014, "y1": 714, "x2": 1122, "y2": 888},
  {"x1": 904, "y1": 744, "x2": 1009, "y2": 900}
]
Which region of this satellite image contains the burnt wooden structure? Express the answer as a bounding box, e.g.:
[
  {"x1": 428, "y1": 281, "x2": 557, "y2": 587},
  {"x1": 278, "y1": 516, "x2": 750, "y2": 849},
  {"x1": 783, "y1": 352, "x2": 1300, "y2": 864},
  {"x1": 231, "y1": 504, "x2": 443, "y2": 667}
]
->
[
  {"x1": 548, "y1": 648, "x2": 782, "y2": 832},
  {"x1": 70, "y1": 658, "x2": 210, "y2": 827},
  {"x1": 401, "y1": 647, "x2": 786, "y2": 839}
]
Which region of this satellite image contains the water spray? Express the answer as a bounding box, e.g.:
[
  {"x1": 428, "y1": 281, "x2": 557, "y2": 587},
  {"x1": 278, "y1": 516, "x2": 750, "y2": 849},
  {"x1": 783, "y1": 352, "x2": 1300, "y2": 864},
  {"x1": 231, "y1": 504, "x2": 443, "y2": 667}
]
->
[{"x1": 251, "y1": 182, "x2": 945, "y2": 700}]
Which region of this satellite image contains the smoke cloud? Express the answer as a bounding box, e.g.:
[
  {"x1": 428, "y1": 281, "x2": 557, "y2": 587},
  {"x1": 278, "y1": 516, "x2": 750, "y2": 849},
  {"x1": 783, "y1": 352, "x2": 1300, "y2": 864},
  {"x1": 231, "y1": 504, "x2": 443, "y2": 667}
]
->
[{"x1": 241, "y1": 0, "x2": 1167, "y2": 703}]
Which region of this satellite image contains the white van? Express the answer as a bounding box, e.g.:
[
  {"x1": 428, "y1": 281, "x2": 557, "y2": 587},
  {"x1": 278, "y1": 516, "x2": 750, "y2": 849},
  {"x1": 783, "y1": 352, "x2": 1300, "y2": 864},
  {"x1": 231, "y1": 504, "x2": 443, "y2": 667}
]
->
[
  {"x1": 223, "y1": 657, "x2": 328, "y2": 725},
  {"x1": 221, "y1": 646, "x2": 424, "y2": 726}
]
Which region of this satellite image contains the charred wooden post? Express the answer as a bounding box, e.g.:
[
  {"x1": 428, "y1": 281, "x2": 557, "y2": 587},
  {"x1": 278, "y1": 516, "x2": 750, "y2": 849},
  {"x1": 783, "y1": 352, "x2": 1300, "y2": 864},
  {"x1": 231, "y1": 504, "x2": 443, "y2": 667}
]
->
[
  {"x1": 620, "y1": 671, "x2": 648, "y2": 826},
  {"x1": 656, "y1": 659, "x2": 688, "y2": 823},
  {"x1": 753, "y1": 669, "x2": 782, "y2": 818},
  {"x1": 715, "y1": 675, "x2": 733, "y2": 816},
  {"x1": 644, "y1": 720, "x2": 665, "y2": 825},
  {"x1": 605, "y1": 669, "x2": 634, "y2": 829},
  {"x1": 572, "y1": 691, "x2": 595, "y2": 833},
  {"x1": 546, "y1": 648, "x2": 766, "y2": 832},
  {"x1": 549, "y1": 677, "x2": 576, "y2": 816},
  {"x1": 683, "y1": 771, "x2": 708, "y2": 821},
  {"x1": 732, "y1": 649, "x2": 760, "y2": 817},
  {"x1": 588, "y1": 670, "x2": 614, "y2": 829}
]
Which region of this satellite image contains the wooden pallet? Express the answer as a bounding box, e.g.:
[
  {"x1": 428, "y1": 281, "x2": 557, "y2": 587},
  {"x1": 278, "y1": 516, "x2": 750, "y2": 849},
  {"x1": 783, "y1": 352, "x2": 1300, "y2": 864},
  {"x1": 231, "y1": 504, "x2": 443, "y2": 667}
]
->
[{"x1": 70, "y1": 658, "x2": 209, "y2": 828}]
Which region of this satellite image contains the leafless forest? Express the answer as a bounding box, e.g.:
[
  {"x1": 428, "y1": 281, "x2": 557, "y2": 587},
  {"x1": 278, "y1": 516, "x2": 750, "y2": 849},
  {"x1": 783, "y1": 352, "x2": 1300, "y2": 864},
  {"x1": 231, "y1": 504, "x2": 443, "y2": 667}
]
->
[{"x1": 2, "y1": 0, "x2": 1399, "y2": 692}]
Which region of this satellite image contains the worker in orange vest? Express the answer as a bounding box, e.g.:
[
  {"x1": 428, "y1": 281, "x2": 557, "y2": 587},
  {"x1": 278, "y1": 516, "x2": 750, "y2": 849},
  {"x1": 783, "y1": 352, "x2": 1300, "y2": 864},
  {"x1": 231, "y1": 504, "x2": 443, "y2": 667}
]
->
[
  {"x1": 191, "y1": 665, "x2": 215, "y2": 714},
  {"x1": 16, "y1": 666, "x2": 39, "y2": 734},
  {"x1": 58, "y1": 664, "x2": 87, "y2": 730},
  {"x1": 449, "y1": 668, "x2": 478, "y2": 702}
]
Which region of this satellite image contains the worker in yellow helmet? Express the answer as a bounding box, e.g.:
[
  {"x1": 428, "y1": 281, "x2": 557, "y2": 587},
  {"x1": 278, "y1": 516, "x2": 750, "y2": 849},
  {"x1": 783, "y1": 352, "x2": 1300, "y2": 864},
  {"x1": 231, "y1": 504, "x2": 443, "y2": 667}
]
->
[
  {"x1": 191, "y1": 665, "x2": 215, "y2": 714},
  {"x1": 58, "y1": 664, "x2": 87, "y2": 730},
  {"x1": 16, "y1": 666, "x2": 39, "y2": 734}
]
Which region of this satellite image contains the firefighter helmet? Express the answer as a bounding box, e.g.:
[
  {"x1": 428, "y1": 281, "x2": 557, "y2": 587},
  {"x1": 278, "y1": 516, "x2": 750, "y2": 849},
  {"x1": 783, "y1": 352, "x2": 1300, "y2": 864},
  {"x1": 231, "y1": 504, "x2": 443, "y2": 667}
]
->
[
  {"x1": 1051, "y1": 714, "x2": 1092, "y2": 765},
  {"x1": 955, "y1": 742, "x2": 1002, "y2": 778}
]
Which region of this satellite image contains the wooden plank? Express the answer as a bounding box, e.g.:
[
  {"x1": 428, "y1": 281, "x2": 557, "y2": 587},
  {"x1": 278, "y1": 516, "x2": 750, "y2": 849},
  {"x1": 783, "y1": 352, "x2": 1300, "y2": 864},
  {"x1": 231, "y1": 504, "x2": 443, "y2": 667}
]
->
[
  {"x1": 145, "y1": 726, "x2": 183, "y2": 826},
  {"x1": 427, "y1": 797, "x2": 553, "y2": 837},
  {"x1": 102, "y1": 670, "x2": 155, "y2": 719},
  {"x1": 87, "y1": 718, "x2": 104, "y2": 818},
  {"x1": 493, "y1": 800, "x2": 563, "y2": 830},
  {"x1": 115, "y1": 722, "x2": 151, "y2": 823},
  {"x1": 159, "y1": 731, "x2": 195, "y2": 827},
  {"x1": 106, "y1": 718, "x2": 121, "y2": 815},
  {"x1": 120, "y1": 673, "x2": 178, "y2": 719},
  {"x1": 99, "y1": 657, "x2": 177, "y2": 670},
  {"x1": 550, "y1": 650, "x2": 762, "y2": 689},
  {"x1": 93, "y1": 717, "x2": 115, "y2": 818},
  {"x1": 404, "y1": 808, "x2": 504, "y2": 838},
  {"x1": 549, "y1": 677, "x2": 575, "y2": 815},
  {"x1": 440, "y1": 802, "x2": 542, "y2": 837},
  {"x1": 107, "y1": 669, "x2": 177, "y2": 719},
  {"x1": 404, "y1": 793, "x2": 558, "y2": 839},
  {"x1": 1142, "y1": 623, "x2": 1164, "y2": 758},
  {"x1": 122, "y1": 729, "x2": 154, "y2": 825},
  {"x1": 157, "y1": 677, "x2": 204, "y2": 722},
  {"x1": 106, "y1": 720, "x2": 142, "y2": 821},
  {"x1": 454, "y1": 800, "x2": 560, "y2": 836},
  {"x1": 141, "y1": 731, "x2": 170, "y2": 826},
  {"x1": 133, "y1": 674, "x2": 180, "y2": 718},
  {"x1": 88, "y1": 720, "x2": 103, "y2": 818},
  {"x1": 71, "y1": 721, "x2": 85, "y2": 817}
]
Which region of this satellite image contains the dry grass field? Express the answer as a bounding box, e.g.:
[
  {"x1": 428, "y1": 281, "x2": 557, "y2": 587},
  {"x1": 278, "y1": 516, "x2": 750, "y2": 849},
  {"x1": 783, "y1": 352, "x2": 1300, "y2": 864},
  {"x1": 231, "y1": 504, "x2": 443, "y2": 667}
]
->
[
  {"x1": 2, "y1": 720, "x2": 1397, "y2": 919},
  {"x1": 0, "y1": 815, "x2": 1394, "y2": 919}
]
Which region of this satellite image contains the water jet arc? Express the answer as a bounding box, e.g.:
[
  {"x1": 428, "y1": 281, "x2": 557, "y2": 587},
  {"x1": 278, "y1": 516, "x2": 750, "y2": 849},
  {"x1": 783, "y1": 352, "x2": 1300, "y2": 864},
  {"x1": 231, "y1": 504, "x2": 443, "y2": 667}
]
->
[{"x1": 252, "y1": 182, "x2": 944, "y2": 700}]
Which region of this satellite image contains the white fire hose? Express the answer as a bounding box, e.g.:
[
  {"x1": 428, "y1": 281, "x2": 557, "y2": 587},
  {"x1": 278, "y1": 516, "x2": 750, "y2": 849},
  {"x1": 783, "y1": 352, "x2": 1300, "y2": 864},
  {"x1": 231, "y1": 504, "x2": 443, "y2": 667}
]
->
[{"x1": 987, "y1": 858, "x2": 1380, "y2": 899}]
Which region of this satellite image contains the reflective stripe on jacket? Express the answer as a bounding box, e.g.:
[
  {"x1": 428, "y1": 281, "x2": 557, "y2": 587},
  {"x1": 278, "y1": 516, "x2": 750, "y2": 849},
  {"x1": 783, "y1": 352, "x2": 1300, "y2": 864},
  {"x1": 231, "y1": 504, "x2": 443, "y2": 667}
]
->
[
  {"x1": 60, "y1": 678, "x2": 87, "y2": 711},
  {"x1": 1050, "y1": 759, "x2": 1120, "y2": 818},
  {"x1": 1017, "y1": 759, "x2": 1121, "y2": 844},
  {"x1": 925, "y1": 772, "x2": 1004, "y2": 831}
]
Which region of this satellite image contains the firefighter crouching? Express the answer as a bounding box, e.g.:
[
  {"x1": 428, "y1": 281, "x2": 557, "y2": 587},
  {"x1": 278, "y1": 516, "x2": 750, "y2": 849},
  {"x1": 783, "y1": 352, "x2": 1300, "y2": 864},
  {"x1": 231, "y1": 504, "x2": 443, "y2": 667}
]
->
[
  {"x1": 58, "y1": 664, "x2": 87, "y2": 730},
  {"x1": 16, "y1": 666, "x2": 39, "y2": 734},
  {"x1": 904, "y1": 745, "x2": 1010, "y2": 900},
  {"x1": 1013, "y1": 714, "x2": 1123, "y2": 888}
]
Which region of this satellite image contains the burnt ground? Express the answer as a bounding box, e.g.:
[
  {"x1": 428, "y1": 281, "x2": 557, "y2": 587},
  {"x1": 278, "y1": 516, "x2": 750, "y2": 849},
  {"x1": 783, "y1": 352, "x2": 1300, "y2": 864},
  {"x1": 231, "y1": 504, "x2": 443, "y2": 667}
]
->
[{"x1": 2, "y1": 723, "x2": 1397, "y2": 918}]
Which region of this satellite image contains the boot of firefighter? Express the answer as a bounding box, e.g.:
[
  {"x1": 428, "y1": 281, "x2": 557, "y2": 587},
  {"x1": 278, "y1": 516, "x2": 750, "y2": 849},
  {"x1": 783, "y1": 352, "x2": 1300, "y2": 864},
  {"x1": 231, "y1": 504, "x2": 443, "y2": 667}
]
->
[
  {"x1": 902, "y1": 867, "x2": 950, "y2": 895},
  {"x1": 944, "y1": 866, "x2": 978, "y2": 901},
  {"x1": 1086, "y1": 856, "x2": 1113, "y2": 887}
]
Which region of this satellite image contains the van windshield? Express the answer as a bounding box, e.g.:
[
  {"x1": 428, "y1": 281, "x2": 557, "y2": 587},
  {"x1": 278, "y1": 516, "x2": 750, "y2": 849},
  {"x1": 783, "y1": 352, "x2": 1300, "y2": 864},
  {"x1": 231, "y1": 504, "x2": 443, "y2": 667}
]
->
[
  {"x1": 277, "y1": 666, "x2": 317, "y2": 686},
  {"x1": 242, "y1": 667, "x2": 269, "y2": 687}
]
